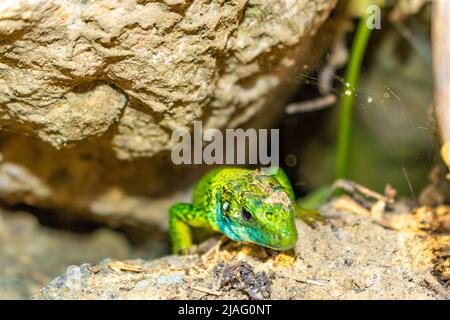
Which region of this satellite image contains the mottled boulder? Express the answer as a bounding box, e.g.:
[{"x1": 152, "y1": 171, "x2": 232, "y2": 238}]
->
[
  {"x1": 0, "y1": 0, "x2": 339, "y2": 222},
  {"x1": 0, "y1": 0, "x2": 337, "y2": 158}
]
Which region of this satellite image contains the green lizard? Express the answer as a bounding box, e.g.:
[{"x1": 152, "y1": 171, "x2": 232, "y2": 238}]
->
[{"x1": 169, "y1": 167, "x2": 321, "y2": 254}]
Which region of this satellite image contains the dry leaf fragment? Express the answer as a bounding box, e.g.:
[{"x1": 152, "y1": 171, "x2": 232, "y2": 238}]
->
[
  {"x1": 294, "y1": 277, "x2": 331, "y2": 286},
  {"x1": 191, "y1": 286, "x2": 222, "y2": 296},
  {"x1": 88, "y1": 265, "x2": 102, "y2": 274},
  {"x1": 108, "y1": 261, "x2": 143, "y2": 273},
  {"x1": 333, "y1": 195, "x2": 371, "y2": 217}
]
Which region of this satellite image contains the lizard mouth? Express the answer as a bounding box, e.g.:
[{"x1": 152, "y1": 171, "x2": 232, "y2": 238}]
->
[
  {"x1": 249, "y1": 227, "x2": 298, "y2": 251},
  {"x1": 270, "y1": 230, "x2": 298, "y2": 250}
]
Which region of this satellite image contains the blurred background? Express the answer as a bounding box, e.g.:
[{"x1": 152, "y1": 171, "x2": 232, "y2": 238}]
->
[{"x1": 0, "y1": 0, "x2": 448, "y2": 299}]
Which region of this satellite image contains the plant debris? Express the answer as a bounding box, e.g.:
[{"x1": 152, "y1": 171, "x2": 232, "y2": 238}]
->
[{"x1": 220, "y1": 261, "x2": 271, "y2": 300}]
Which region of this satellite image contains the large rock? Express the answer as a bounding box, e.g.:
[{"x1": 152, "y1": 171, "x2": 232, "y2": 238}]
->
[
  {"x1": 0, "y1": 0, "x2": 337, "y2": 154},
  {"x1": 0, "y1": 0, "x2": 338, "y2": 221}
]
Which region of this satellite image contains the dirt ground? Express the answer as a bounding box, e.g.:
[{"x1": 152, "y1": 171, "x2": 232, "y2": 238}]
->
[{"x1": 32, "y1": 199, "x2": 449, "y2": 300}]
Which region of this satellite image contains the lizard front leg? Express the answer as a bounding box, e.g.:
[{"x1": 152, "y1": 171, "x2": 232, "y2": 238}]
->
[
  {"x1": 169, "y1": 203, "x2": 195, "y2": 254},
  {"x1": 169, "y1": 203, "x2": 211, "y2": 254}
]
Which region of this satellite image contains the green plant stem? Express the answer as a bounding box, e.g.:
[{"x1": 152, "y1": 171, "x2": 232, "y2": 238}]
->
[{"x1": 335, "y1": 15, "x2": 373, "y2": 180}]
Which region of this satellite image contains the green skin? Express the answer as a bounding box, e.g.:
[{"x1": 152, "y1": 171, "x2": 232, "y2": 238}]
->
[{"x1": 169, "y1": 167, "x2": 321, "y2": 254}]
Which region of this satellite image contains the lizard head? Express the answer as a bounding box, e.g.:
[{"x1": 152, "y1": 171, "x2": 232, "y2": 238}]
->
[{"x1": 215, "y1": 172, "x2": 298, "y2": 251}]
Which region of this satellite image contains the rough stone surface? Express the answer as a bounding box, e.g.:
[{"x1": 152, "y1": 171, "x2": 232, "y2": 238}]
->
[
  {"x1": 0, "y1": 0, "x2": 339, "y2": 219},
  {"x1": 0, "y1": 0, "x2": 337, "y2": 158},
  {"x1": 34, "y1": 202, "x2": 450, "y2": 300}
]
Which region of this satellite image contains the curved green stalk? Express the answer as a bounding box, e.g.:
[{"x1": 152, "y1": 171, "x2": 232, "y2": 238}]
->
[{"x1": 335, "y1": 15, "x2": 373, "y2": 180}]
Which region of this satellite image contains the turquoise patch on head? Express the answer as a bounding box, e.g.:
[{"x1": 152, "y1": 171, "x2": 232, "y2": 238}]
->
[{"x1": 215, "y1": 191, "x2": 242, "y2": 242}]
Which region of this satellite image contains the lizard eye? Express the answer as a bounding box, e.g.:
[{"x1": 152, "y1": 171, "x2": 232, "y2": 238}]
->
[
  {"x1": 241, "y1": 209, "x2": 252, "y2": 221},
  {"x1": 222, "y1": 202, "x2": 230, "y2": 213}
]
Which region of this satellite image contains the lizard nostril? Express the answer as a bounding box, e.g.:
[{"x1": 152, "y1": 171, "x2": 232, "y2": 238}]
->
[
  {"x1": 276, "y1": 235, "x2": 281, "y2": 241},
  {"x1": 266, "y1": 212, "x2": 274, "y2": 220}
]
